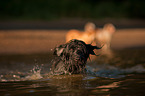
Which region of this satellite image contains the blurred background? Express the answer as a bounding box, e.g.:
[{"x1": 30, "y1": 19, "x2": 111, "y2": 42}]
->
[
  {"x1": 1, "y1": 0, "x2": 145, "y2": 19},
  {"x1": 0, "y1": 0, "x2": 145, "y2": 54},
  {"x1": 0, "y1": 0, "x2": 145, "y2": 29}
]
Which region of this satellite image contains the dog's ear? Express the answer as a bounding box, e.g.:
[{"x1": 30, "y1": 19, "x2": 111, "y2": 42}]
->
[
  {"x1": 87, "y1": 44, "x2": 101, "y2": 55},
  {"x1": 53, "y1": 44, "x2": 66, "y2": 56},
  {"x1": 54, "y1": 47, "x2": 65, "y2": 56},
  {"x1": 84, "y1": 22, "x2": 96, "y2": 32},
  {"x1": 103, "y1": 23, "x2": 116, "y2": 34}
]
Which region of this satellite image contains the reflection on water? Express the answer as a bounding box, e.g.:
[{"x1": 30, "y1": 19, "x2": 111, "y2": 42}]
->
[{"x1": 0, "y1": 48, "x2": 145, "y2": 96}]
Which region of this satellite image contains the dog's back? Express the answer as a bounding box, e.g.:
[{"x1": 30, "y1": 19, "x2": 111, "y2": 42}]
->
[{"x1": 66, "y1": 22, "x2": 96, "y2": 44}]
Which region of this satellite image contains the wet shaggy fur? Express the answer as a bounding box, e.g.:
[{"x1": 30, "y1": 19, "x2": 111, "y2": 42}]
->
[{"x1": 51, "y1": 39, "x2": 101, "y2": 75}]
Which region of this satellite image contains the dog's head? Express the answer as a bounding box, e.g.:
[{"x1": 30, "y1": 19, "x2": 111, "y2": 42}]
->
[{"x1": 53, "y1": 39, "x2": 101, "y2": 74}]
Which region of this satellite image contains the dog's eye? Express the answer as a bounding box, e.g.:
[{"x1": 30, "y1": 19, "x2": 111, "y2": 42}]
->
[{"x1": 76, "y1": 50, "x2": 82, "y2": 54}]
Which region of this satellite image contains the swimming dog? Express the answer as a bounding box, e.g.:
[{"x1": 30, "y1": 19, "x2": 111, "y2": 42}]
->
[{"x1": 51, "y1": 39, "x2": 101, "y2": 75}]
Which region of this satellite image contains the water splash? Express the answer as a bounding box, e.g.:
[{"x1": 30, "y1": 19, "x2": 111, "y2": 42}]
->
[
  {"x1": 1, "y1": 64, "x2": 145, "y2": 82},
  {"x1": 24, "y1": 64, "x2": 43, "y2": 81}
]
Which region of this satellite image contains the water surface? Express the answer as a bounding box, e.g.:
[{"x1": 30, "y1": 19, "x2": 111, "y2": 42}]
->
[{"x1": 0, "y1": 48, "x2": 145, "y2": 96}]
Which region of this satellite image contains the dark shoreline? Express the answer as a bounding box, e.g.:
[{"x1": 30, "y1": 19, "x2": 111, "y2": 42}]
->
[{"x1": 0, "y1": 19, "x2": 145, "y2": 30}]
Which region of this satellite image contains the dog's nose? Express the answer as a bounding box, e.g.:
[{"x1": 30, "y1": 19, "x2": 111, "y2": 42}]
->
[{"x1": 66, "y1": 53, "x2": 70, "y2": 60}]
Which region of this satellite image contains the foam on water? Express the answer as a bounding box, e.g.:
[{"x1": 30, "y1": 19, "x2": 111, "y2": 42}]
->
[
  {"x1": 0, "y1": 63, "x2": 145, "y2": 82},
  {"x1": 86, "y1": 64, "x2": 145, "y2": 78}
]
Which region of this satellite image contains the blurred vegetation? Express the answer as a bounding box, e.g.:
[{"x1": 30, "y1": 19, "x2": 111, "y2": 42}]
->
[{"x1": 0, "y1": 0, "x2": 145, "y2": 21}]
